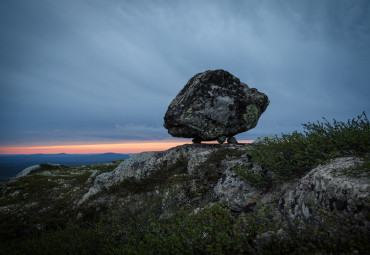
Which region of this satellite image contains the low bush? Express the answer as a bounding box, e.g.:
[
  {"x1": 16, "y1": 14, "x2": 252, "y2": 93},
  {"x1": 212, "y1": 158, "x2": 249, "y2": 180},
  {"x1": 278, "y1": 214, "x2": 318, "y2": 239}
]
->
[
  {"x1": 1, "y1": 203, "x2": 279, "y2": 255},
  {"x1": 241, "y1": 112, "x2": 369, "y2": 188},
  {"x1": 3, "y1": 201, "x2": 368, "y2": 255}
]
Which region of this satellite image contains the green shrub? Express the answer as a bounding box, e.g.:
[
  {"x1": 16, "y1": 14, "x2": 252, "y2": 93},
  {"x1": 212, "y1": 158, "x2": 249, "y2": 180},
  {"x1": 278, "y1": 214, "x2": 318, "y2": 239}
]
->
[
  {"x1": 129, "y1": 203, "x2": 278, "y2": 255},
  {"x1": 2, "y1": 202, "x2": 368, "y2": 254},
  {"x1": 244, "y1": 112, "x2": 369, "y2": 187},
  {"x1": 1, "y1": 203, "x2": 278, "y2": 255},
  {"x1": 234, "y1": 166, "x2": 271, "y2": 190},
  {"x1": 261, "y1": 203, "x2": 370, "y2": 255}
]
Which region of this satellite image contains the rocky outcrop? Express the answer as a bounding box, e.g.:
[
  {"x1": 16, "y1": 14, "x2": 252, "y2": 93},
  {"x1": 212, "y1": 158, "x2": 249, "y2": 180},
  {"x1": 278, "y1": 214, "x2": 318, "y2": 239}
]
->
[
  {"x1": 279, "y1": 157, "x2": 370, "y2": 231},
  {"x1": 15, "y1": 164, "x2": 62, "y2": 178},
  {"x1": 79, "y1": 144, "x2": 257, "y2": 211},
  {"x1": 163, "y1": 70, "x2": 269, "y2": 143},
  {"x1": 10, "y1": 145, "x2": 369, "y2": 232},
  {"x1": 15, "y1": 165, "x2": 42, "y2": 178},
  {"x1": 80, "y1": 146, "x2": 370, "y2": 224},
  {"x1": 213, "y1": 153, "x2": 263, "y2": 211}
]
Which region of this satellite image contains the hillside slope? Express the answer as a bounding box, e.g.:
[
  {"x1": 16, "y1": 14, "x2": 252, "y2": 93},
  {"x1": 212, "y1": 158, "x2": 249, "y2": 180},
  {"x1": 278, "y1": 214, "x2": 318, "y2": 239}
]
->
[{"x1": 0, "y1": 142, "x2": 369, "y2": 254}]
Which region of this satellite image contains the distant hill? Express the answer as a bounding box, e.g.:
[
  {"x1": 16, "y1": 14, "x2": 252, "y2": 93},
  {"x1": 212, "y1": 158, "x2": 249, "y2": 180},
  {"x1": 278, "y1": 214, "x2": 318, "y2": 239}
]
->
[{"x1": 0, "y1": 153, "x2": 132, "y2": 182}]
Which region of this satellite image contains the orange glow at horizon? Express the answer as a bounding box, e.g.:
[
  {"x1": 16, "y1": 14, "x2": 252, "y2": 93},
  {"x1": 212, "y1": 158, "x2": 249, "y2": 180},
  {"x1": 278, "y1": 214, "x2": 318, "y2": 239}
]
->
[{"x1": 0, "y1": 140, "x2": 254, "y2": 154}]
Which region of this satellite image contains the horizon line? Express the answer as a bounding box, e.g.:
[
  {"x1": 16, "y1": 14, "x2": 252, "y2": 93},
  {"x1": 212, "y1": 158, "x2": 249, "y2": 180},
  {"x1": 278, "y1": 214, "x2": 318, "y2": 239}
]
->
[{"x1": 0, "y1": 140, "x2": 254, "y2": 155}]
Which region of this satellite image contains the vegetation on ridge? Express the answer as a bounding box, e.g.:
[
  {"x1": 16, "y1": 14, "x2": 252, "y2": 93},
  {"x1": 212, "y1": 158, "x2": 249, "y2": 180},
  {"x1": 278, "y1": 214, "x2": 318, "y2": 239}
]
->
[
  {"x1": 0, "y1": 113, "x2": 369, "y2": 254},
  {"x1": 0, "y1": 160, "x2": 124, "y2": 242},
  {"x1": 236, "y1": 112, "x2": 369, "y2": 189}
]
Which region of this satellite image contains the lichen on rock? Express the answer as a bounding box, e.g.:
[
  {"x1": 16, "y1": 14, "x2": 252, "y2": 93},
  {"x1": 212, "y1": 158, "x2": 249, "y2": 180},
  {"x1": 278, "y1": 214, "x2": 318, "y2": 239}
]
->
[
  {"x1": 163, "y1": 69, "x2": 269, "y2": 143},
  {"x1": 279, "y1": 157, "x2": 370, "y2": 232}
]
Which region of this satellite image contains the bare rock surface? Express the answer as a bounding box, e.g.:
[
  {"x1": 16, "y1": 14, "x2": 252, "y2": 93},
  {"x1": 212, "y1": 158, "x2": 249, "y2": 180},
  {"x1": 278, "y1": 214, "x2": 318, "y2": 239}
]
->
[
  {"x1": 79, "y1": 143, "x2": 254, "y2": 208},
  {"x1": 15, "y1": 165, "x2": 42, "y2": 178},
  {"x1": 15, "y1": 164, "x2": 62, "y2": 178},
  {"x1": 279, "y1": 157, "x2": 370, "y2": 231},
  {"x1": 213, "y1": 153, "x2": 262, "y2": 211},
  {"x1": 163, "y1": 70, "x2": 269, "y2": 142},
  {"x1": 80, "y1": 145, "x2": 370, "y2": 224}
]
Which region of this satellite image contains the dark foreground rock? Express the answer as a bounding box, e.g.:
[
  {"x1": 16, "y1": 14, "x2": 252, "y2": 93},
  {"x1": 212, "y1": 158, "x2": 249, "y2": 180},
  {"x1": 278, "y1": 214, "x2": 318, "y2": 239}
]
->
[{"x1": 164, "y1": 70, "x2": 269, "y2": 142}]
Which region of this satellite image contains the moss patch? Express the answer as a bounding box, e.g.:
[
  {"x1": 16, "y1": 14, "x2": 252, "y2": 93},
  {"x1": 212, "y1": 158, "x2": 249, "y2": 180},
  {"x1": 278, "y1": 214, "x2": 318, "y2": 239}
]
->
[
  {"x1": 243, "y1": 104, "x2": 258, "y2": 123},
  {"x1": 184, "y1": 107, "x2": 193, "y2": 120}
]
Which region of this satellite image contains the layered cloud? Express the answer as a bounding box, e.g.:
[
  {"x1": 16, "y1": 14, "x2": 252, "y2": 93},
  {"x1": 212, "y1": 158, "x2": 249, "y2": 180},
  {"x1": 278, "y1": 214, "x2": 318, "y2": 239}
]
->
[{"x1": 1, "y1": 0, "x2": 369, "y2": 146}]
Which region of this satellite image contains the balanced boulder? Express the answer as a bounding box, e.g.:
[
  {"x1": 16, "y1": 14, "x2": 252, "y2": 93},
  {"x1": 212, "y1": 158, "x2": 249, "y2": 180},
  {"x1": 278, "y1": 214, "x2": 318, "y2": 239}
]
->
[{"x1": 164, "y1": 69, "x2": 269, "y2": 143}]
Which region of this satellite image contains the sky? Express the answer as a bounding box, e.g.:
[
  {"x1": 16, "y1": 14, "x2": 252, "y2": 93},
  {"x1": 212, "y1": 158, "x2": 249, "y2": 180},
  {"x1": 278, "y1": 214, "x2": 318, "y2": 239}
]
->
[{"x1": 0, "y1": 0, "x2": 369, "y2": 154}]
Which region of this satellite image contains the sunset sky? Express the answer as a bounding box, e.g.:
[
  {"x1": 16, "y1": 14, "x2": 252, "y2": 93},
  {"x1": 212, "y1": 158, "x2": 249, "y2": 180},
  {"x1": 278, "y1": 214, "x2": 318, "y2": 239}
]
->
[
  {"x1": 0, "y1": 140, "x2": 254, "y2": 154},
  {"x1": 0, "y1": 140, "x2": 193, "y2": 154},
  {"x1": 1, "y1": 0, "x2": 369, "y2": 154}
]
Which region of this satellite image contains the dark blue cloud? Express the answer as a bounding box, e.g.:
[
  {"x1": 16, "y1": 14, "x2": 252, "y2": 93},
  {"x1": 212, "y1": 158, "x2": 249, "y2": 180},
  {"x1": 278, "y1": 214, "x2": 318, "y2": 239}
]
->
[{"x1": 1, "y1": 0, "x2": 369, "y2": 146}]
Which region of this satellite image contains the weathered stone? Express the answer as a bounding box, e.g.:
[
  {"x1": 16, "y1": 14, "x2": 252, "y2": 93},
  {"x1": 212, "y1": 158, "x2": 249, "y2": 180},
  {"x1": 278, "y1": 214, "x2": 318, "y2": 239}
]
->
[
  {"x1": 79, "y1": 142, "x2": 265, "y2": 213},
  {"x1": 192, "y1": 138, "x2": 201, "y2": 144},
  {"x1": 164, "y1": 69, "x2": 269, "y2": 142},
  {"x1": 227, "y1": 136, "x2": 238, "y2": 144},
  {"x1": 213, "y1": 153, "x2": 261, "y2": 211},
  {"x1": 15, "y1": 165, "x2": 41, "y2": 178},
  {"x1": 279, "y1": 157, "x2": 370, "y2": 231},
  {"x1": 85, "y1": 170, "x2": 100, "y2": 185},
  {"x1": 79, "y1": 144, "x2": 251, "y2": 207},
  {"x1": 217, "y1": 136, "x2": 227, "y2": 144},
  {"x1": 15, "y1": 164, "x2": 62, "y2": 178}
]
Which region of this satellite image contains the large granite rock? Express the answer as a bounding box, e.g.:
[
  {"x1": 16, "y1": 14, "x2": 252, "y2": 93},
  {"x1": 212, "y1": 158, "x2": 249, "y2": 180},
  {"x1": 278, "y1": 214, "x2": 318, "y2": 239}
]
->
[{"x1": 164, "y1": 69, "x2": 269, "y2": 143}]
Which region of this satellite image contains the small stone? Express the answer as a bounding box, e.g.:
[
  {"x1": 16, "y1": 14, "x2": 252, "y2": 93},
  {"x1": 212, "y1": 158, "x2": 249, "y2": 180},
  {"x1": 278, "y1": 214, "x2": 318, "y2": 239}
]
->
[
  {"x1": 192, "y1": 138, "x2": 202, "y2": 144},
  {"x1": 217, "y1": 136, "x2": 226, "y2": 144},
  {"x1": 227, "y1": 137, "x2": 238, "y2": 144}
]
